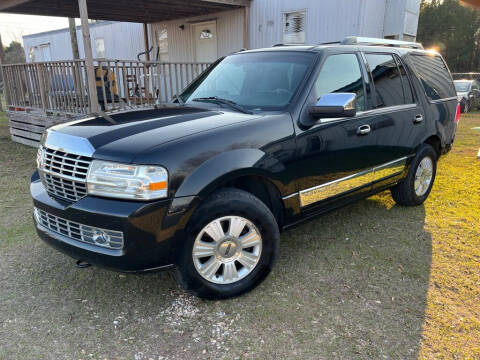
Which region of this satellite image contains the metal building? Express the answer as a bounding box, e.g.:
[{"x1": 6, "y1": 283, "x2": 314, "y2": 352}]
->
[
  {"x1": 24, "y1": 21, "x2": 146, "y2": 62},
  {"x1": 23, "y1": 0, "x2": 421, "y2": 63}
]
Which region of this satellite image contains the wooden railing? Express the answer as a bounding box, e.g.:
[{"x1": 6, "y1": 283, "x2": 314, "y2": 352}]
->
[{"x1": 1, "y1": 59, "x2": 211, "y2": 115}]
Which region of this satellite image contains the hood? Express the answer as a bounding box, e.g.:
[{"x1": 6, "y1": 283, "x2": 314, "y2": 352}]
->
[
  {"x1": 457, "y1": 91, "x2": 469, "y2": 99},
  {"x1": 43, "y1": 106, "x2": 260, "y2": 163}
]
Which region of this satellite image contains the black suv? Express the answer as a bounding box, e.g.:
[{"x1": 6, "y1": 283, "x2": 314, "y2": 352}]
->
[{"x1": 32, "y1": 37, "x2": 459, "y2": 299}]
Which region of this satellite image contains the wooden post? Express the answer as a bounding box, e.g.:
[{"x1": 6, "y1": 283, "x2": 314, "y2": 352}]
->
[
  {"x1": 36, "y1": 63, "x2": 48, "y2": 110},
  {"x1": 0, "y1": 33, "x2": 6, "y2": 110},
  {"x1": 243, "y1": 6, "x2": 249, "y2": 50},
  {"x1": 143, "y1": 23, "x2": 150, "y2": 61},
  {"x1": 78, "y1": 0, "x2": 99, "y2": 113},
  {"x1": 68, "y1": 18, "x2": 80, "y2": 60}
]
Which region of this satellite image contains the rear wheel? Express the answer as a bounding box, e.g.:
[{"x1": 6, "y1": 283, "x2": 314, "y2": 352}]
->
[
  {"x1": 390, "y1": 144, "x2": 437, "y2": 206},
  {"x1": 175, "y1": 188, "x2": 280, "y2": 299}
]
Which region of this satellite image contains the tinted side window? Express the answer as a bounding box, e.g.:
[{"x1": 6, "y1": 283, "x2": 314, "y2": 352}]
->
[
  {"x1": 365, "y1": 53, "x2": 404, "y2": 108},
  {"x1": 395, "y1": 55, "x2": 414, "y2": 104},
  {"x1": 409, "y1": 54, "x2": 456, "y2": 101},
  {"x1": 314, "y1": 54, "x2": 365, "y2": 111}
]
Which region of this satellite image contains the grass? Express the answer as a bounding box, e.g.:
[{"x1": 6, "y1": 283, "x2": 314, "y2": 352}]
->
[{"x1": 0, "y1": 108, "x2": 479, "y2": 359}]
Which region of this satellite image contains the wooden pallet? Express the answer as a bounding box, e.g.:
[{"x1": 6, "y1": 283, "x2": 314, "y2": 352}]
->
[{"x1": 7, "y1": 110, "x2": 86, "y2": 148}]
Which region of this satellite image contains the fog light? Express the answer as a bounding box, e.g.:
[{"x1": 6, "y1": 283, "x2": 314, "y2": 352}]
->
[{"x1": 92, "y1": 230, "x2": 111, "y2": 246}]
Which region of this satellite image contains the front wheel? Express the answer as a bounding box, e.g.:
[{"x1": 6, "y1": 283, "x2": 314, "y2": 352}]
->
[
  {"x1": 174, "y1": 188, "x2": 280, "y2": 299},
  {"x1": 390, "y1": 144, "x2": 437, "y2": 206}
]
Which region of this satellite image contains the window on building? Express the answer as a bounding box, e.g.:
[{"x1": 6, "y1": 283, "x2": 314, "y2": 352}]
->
[
  {"x1": 156, "y1": 28, "x2": 169, "y2": 62},
  {"x1": 365, "y1": 53, "x2": 404, "y2": 108},
  {"x1": 314, "y1": 53, "x2": 365, "y2": 111},
  {"x1": 283, "y1": 10, "x2": 306, "y2": 44},
  {"x1": 95, "y1": 38, "x2": 105, "y2": 58},
  {"x1": 200, "y1": 29, "x2": 214, "y2": 39},
  {"x1": 410, "y1": 54, "x2": 456, "y2": 101}
]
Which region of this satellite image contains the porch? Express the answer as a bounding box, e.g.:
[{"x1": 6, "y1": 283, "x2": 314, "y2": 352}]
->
[{"x1": 0, "y1": 0, "x2": 250, "y2": 146}]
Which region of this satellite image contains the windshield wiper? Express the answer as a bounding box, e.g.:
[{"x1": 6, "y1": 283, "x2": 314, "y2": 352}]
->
[{"x1": 192, "y1": 97, "x2": 253, "y2": 114}]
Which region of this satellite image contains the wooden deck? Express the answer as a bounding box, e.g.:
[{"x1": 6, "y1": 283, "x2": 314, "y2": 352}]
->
[{"x1": 2, "y1": 59, "x2": 211, "y2": 147}]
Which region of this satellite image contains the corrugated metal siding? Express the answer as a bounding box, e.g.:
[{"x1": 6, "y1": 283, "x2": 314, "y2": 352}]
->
[
  {"x1": 384, "y1": 0, "x2": 421, "y2": 38},
  {"x1": 249, "y1": 0, "x2": 420, "y2": 48},
  {"x1": 23, "y1": 21, "x2": 145, "y2": 62},
  {"x1": 249, "y1": 0, "x2": 368, "y2": 48},
  {"x1": 358, "y1": 0, "x2": 387, "y2": 37},
  {"x1": 150, "y1": 9, "x2": 244, "y2": 62}
]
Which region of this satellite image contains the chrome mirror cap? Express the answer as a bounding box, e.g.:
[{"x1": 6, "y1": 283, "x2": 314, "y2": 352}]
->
[{"x1": 308, "y1": 92, "x2": 357, "y2": 119}]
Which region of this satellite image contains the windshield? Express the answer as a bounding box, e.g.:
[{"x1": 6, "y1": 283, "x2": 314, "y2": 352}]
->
[
  {"x1": 180, "y1": 52, "x2": 316, "y2": 111},
  {"x1": 454, "y1": 81, "x2": 471, "y2": 93}
]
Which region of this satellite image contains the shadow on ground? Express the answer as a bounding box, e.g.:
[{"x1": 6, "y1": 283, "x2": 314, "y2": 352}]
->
[{"x1": 0, "y1": 192, "x2": 431, "y2": 359}]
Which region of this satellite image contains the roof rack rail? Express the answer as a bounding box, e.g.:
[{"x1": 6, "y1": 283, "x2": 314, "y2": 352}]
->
[
  {"x1": 271, "y1": 43, "x2": 303, "y2": 47},
  {"x1": 341, "y1": 36, "x2": 424, "y2": 50}
]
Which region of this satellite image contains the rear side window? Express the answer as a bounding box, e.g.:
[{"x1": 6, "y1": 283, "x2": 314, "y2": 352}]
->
[
  {"x1": 365, "y1": 53, "x2": 404, "y2": 108},
  {"x1": 314, "y1": 53, "x2": 365, "y2": 111},
  {"x1": 409, "y1": 54, "x2": 456, "y2": 101}
]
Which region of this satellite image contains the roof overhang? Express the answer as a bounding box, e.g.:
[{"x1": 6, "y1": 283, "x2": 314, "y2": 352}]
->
[{"x1": 0, "y1": 0, "x2": 250, "y2": 23}]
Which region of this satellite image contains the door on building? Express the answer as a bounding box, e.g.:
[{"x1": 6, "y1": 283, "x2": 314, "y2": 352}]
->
[
  {"x1": 194, "y1": 21, "x2": 218, "y2": 63},
  {"x1": 34, "y1": 44, "x2": 51, "y2": 62}
]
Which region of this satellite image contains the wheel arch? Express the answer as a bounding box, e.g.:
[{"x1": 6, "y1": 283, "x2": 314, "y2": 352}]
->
[
  {"x1": 423, "y1": 134, "x2": 442, "y2": 159},
  {"x1": 174, "y1": 148, "x2": 285, "y2": 228}
]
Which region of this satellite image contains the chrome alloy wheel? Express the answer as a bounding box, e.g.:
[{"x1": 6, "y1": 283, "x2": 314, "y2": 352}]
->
[
  {"x1": 414, "y1": 156, "x2": 433, "y2": 196},
  {"x1": 192, "y1": 216, "x2": 262, "y2": 284}
]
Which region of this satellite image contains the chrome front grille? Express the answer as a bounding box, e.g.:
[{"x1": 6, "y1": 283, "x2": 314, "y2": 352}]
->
[
  {"x1": 40, "y1": 147, "x2": 91, "y2": 202},
  {"x1": 34, "y1": 208, "x2": 124, "y2": 250}
]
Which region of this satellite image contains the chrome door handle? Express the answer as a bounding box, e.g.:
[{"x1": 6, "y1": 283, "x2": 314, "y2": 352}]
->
[
  {"x1": 357, "y1": 124, "x2": 371, "y2": 135},
  {"x1": 414, "y1": 114, "x2": 423, "y2": 124}
]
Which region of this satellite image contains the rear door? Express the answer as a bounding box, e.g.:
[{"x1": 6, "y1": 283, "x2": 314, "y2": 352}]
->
[
  {"x1": 407, "y1": 53, "x2": 458, "y2": 148},
  {"x1": 361, "y1": 52, "x2": 425, "y2": 189}
]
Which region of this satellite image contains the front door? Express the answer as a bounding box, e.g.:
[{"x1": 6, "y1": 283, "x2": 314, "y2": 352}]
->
[
  {"x1": 34, "y1": 44, "x2": 51, "y2": 62},
  {"x1": 194, "y1": 21, "x2": 218, "y2": 63},
  {"x1": 295, "y1": 52, "x2": 379, "y2": 210}
]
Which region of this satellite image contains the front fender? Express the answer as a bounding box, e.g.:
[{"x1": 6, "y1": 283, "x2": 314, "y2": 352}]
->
[{"x1": 174, "y1": 148, "x2": 282, "y2": 199}]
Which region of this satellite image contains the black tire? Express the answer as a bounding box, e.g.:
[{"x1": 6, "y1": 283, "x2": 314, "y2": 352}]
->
[
  {"x1": 390, "y1": 144, "x2": 437, "y2": 206},
  {"x1": 174, "y1": 188, "x2": 280, "y2": 299}
]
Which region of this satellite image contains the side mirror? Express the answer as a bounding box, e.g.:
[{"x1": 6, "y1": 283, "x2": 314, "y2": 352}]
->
[{"x1": 308, "y1": 93, "x2": 357, "y2": 120}]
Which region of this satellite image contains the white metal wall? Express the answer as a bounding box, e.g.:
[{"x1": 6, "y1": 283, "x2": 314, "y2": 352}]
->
[
  {"x1": 23, "y1": 21, "x2": 145, "y2": 62},
  {"x1": 383, "y1": 0, "x2": 421, "y2": 39},
  {"x1": 248, "y1": 0, "x2": 421, "y2": 48}
]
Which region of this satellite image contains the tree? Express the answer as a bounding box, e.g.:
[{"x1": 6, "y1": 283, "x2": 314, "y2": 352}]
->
[
  {"x1": 3, "y1": 41, "x2": 26, "y2": 64},
  {"x1": 417, "y1": 0, "x2": 480, "y2": 72}
]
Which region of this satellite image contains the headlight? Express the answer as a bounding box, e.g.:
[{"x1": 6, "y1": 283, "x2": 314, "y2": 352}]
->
[{"x1": 86, "y1": 160, "x2": 168, "y2": 200}]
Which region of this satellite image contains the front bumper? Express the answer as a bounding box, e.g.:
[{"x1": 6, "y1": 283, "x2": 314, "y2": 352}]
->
[{"x1": 31, "y1": 171, "x2": 198, "y2": 272}]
